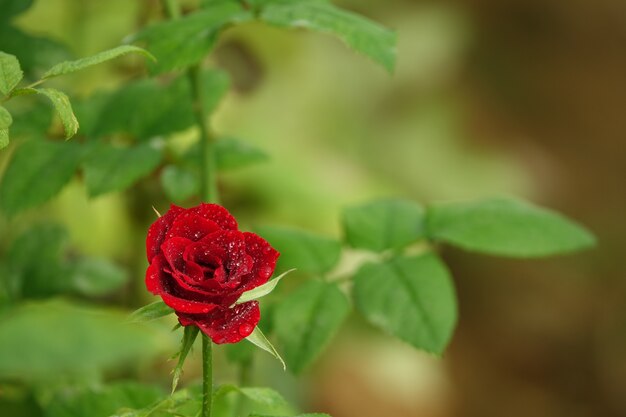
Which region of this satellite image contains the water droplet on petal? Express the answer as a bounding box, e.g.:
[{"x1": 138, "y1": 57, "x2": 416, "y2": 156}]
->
[{"x1": 238, "y1": 323, "x2": 254, "y2": 337}]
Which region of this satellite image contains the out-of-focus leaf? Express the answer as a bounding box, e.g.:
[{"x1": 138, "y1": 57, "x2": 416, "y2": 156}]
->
[
  {"x1": 214, "y1": 385, "x2": 289, "y2": 410},
  {"x1": 249, "y1": 415, "x2": 331, "y2": 417},
  {"x1": 129, "y1": 301, "x2": 174, "y2": 323},
  {"x1": 46, "y1": 382, "x2": 163, "y2": 417},
  {"x1": 82, "y1": 142, "x2": 162, "y2": 197},
  {"x1": 0, "y1": 129, "x2": 7, "y2": 149},
  {"x1": 342, "y1": 198, "x2": 426, "y2": 252},
  {"x1": 110, "y1": 387, "x2": 199, "y2": 417},
  {"x1": 171, "y1": 326, "x2": 199, "y2": 394},
  {"x1": 0, "y1": 299, "x2": 175, "y2": 380},
  {"x1": 35, "y1": 88, "x2": 79, "y2": 138},
  {"x1": 0, "y1": 25, "x2": 70, "y2": 74},
  {"x1": 71, "y1": 257, "x2": 128, "y2": 297},
  {"x1": 0, "y1": 140, "x2": 84, "y2": 215},
  {"x1": 42, "y1": 46, "x2": 155, "y2": 79},
  {"x1": 260, "y1": 1, "x2": 397, "y2": 72},
  {"x1": 0, "y1": 51, "x2": 23, "y2": 95},
  {"x1": 7, "y1": 99, "x2": 53, "y2": 138},
  {"x1": 224, "y1": 339, "x2": 255, "y2": 364},
  {"x1": 160, "y1": 165, "x2": 198, "y2": 202},
  {"x1": 353, "y1": 254, "x2": 457, "y2": 354},
  {"x1": 215, "y1": 137, "x2": 269, "y2": 170},
  {"x1": 426, "y1": 198, "x2": 596, "y2": 257},
  {"x1": 0, "y1": 0, "x2": 34, "y2": 21},
  {"x1": 0, "y1": 105, "x2": 12, "y2": 128},
  {"x1": 254, "y1": 226, "x2": 341, "y2": 274},
  {"x1": 274, "y1": 280, "x2": 349, "y2": 374}
]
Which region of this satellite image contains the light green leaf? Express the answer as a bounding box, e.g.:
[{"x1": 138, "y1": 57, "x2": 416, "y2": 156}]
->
[
  {"x1": 83, "y1": 142, "x2": 163, "y2": 197},
  {"x1": 71, "y1": 257, "x2": 128, "y2": 297},
  {"x1": 342, "y1": 198, "x2": 426, "y2": 252},
  {"x1": 129, "y1": 301, "x2": 174, "y2": 323},
  {"x1": 426, "y1": 198, "x2": 596, "y2": 257},
  {"x1": 254, "y1": 226, "x2": 341, "y2": 274},
  {"x1": 36, "y1": 88, "x2": 79, "y2": 138},
  {"x1": 0, "y1": 105, "x2": 12, "y2": 128},
  {"x1": 42, "y1": 45, "x2": 155, "y2": 79},
  {"x1": 0, "y1": 299, "x2": 175, "y2": 380},
  {"x1": 129, "y1": 3, "x2": 252, "y2": 74},
  {"x1": 260, "y1": 1, "x2": 397, "y2": 72},
  {"x1": 353, "y1": 254, "x2": 457, "y2": 354},
  {"x1": 246, "y1": 326, "x2": 286, "y2": 370},
  {"x1": 171, "y1": 326, "x2": 200, "y2": 394},
  {"x1": 214, "y1": 385, "x2": 289, "y2": 410},
  {"x1": 160, "y1": 165, "x2": 198, "y2": 202},
  {"x1": 0, "y1": 140, "x2": 84, "y2": 216},
  {"x1": 274, "y1": 280, "x2": 349, "y2": 374},
  {"x1": 0, "y1": 128, "x2": 7, "y2": 149},
  {"x1": 110, "y1": 387, "x2": 197, "y2": 417},
  {"x1": 235, "y1": 268, "x2": 295, "y2": 305},
  {"x1": 0, "y1": 51, "x2": 23, "y2": 95},
  {"x1": 46, "y1": 382, "x2": 164, "y2": 417}
]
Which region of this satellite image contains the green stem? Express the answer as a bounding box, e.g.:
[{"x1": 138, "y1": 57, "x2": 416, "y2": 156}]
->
[
  {"x1": 202, "y1": 334, "x2": 214, "y2": 417},
  {"x1": 234, "y1": 359, "x2": 253, "y2": 417}
]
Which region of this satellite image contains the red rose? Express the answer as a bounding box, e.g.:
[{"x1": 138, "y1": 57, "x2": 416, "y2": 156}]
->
[{"x1": 145, "y1": 203, "x2": 279, "y2": 344}]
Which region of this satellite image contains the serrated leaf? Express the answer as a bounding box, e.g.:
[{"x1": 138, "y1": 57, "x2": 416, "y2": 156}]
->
[
  {"x1": 160, "y1": 165, "x2": 198, "y2": 202},
  {"x1": 129, "y1": 3, "x2": 252, "y2": 74},
  {"x1": 426, "y1": 198, "x2": 596, "y2": 257},
  {"x1": 171, "y1": 325, "x2": 200, "y2": 394},
  {"x1": 254, "y1": 226, "x2": 341, "y2": 274},
  {"x1": 42, "y1": 45, "x2": 155, "y2": 79},
  {"x1": 0, "y1": 105, "x2": 12, "y2": 128},
  {"x1": 0, "y1": 51, "x2": 23, "y2": 95},
  {"x1": 83, "y1": 142, "x2": 163, "y2": 197},
  {"x1": 0, "y1": 140, "x2": 84, "y2": 215},
  {"x1": 46, "y1": 382, "x2": 163, "y2": 417},
  {"x1": 36, "y1": 88, "x2": 79, "y2": 138},
  {"x1": 246, "y1": 326, "x2": 286, "y2": 370},
  {"x1": 353, "y1": 253, "x2": 457, "y2": 354},
  {"x1": 71, "y1": 257, "x2": 128, "y2": 297},
  {"x1": 342, "y1": 198, "x2": 426, "y2": 252},
  {"x1": 235, "y1": 269, "x2": 295, "y2": 305},
  {"x1": 0, "y1": 0, "x2": 34, "y2": 21},
  {"x1": 260, "y1": 1, "x2": 397, "y2": 72},
  {"x1": 129, "y1": 301, "x2": 174, "y2": 323},
  {"x1": 274, "y1": 280, "x2": 349, "y2": 374}
]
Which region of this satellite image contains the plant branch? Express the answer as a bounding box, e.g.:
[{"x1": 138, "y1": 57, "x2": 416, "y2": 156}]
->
[{"x1": 202, "y1": 333, "x2": 214, "y2": 417}]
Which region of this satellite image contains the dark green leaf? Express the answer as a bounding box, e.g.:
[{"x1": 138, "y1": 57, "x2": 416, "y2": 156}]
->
[
  {"x1": 171, "y1": 326, "x2": 200, "y2": 394},
  {"x1": 214, "y1": 385, "x2": 289, "y2": 410},
  {"x1": 0, "y1": 51, "x2": 23, "y2": 95},
  {"x1": 254, "y1": 226, "x2": 341, "y2": 274},
  {"x1": 83, "y1": 142, "x2": 162, "y2": 197},
  {"x1": 353, "y1": 253, "x2": 457, "y2": 354},
  {"x1": 426, "y1": 198, "x2": 596, "y2": 257},
  {"x1": 160, "y1": 165, "x2": 198, "y2": 202},
  {"x1": 342, "y1": 198, "x2": 426, "y2": 252},
  {"x1": 0, "y1": 140, "x2": 84, "y2": 215},
  {"x1": 46, "y1": 382, "x2": 163, "y2": 417},
  {"x1": 71, "y1": 257, "x2": 128, "y2": 297},
  {"x1": 0, "y1": 25, "x2": 70, "y2": 74},
  {"x1": 36, "y1": 88, "x2": 79, "y2": 138},
  {"x1": 129, "y1": 3, "x2": 252, "y2": 74},
  {"x1": 216, "y1": 137, "x2": 269, "y2": 170},
  {"x1": 129, "y1": 301, "x2": 174, "y2": 323},
  {"x1": 8, "y1": 98, "x2": 54, "y2": 139},
  {"x1": 274, "y1": 280, "x2": 349, "y2": 374},
  {"x1": 0, "y1": 0, "x2": 34, "y2": 21},
  {"x1": 42, "y1": 45, "x2": 155, "y2": 79},
  {"x1": 260, "y1": 1, "x2": 397, "y2": 72}
]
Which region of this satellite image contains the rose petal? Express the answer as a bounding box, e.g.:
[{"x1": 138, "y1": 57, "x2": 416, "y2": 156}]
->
[
  {"x1": 166, "y1": 212, "x2": 221, "y2": 242},
  {"x1": 178, "y1": 301, "x2": 260, "y2": 344},
  {"x1": 239, "y1": 232, "x2": 280, "y2": 291},
  {"x1": 146, "y1": 204, "x2": 185, "y2": 261},
  {"x1": 189, "y1": 203, "x2": 238, "y2": 231}
]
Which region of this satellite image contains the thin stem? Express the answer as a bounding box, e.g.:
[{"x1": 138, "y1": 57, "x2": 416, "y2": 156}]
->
[{"x1": 202, "y1": 334, "x2": 214, "y2": 417}]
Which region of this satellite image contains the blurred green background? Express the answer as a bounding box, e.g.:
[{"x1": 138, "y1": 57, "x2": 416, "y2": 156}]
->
[{"x1": 1, "y1": 0, "x2": 625, "y2": 416}]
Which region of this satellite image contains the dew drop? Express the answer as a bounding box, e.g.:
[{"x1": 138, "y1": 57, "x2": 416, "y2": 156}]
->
[{"x1": 238, "y1": 323, "x2": 253, "y2": 336}]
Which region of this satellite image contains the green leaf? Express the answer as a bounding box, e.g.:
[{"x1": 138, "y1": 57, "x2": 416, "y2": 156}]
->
[
  {"x1": 224, "y1": 339, "x2": 255, "y2": 364},
  {"x1": 0, "y1": 140, "x2": 84, "y2": 216},
  {"x1": 235, "y1": 268, "x2": 295, "y2": 305},
  {"x1": 214, "y1": 385, "x2": 289, "y2": 410},
  {"x1": 342, "y1": 198, "x2": 426, "y2": 252},
  {"x1": 246, "y1": 326, "x2": 286, "y2": 370},
  {"x1": 129, "y1": 301, "x2": 174, "y2": 323},
  {"x1": 0, "y1": 128, "x2": 7, "y2": 149},
  {"x1": 215, "y1": 137, "x2": 269, "y2": 170},
  {"x1": 0, "y1": 51, "x2": 23, "y2": 95},
  {"x1": 249, "y1": 415, "x2": 331, "y2": 417},
  {"x1": 171, "y1": 326, "x2": 200, "y2": 394},
  {"x1": 0, "y1": 299, "x2": 175, "y2": 380},
  {"x1": 160, "y1": 165, "x2": 198, "y2": 202},
  {"x1": 0, "y1": 0, "x2": 34, "y2": 21},
  {"x1": 426, "y1": 198, "x2": 596, "y2": 257},
  {"x1": 0, "y1": 25, "x2": 70, "y2": 74},
  {"x1": 0, "y1": 105, "x2": 12, "y2": 128},
  {"x1": 83, "y1": 142, "x2": 163, "y2": 197},
  {"x1": 42, "y1": 45, "x2": 155, "y2": 79},
  {"x1": 254, "y1": 226, "x2": 341, "y2": 274},
  {"x1": 36, "y1": 88, "x2": 79, "y2": 138},
  {"x1": 71, "y1": 257, "x2": 128, "y2": 297},
  {"x1": 46, "y1": 382, "x2": 163, "y2": 417},
  {"x1": 260, "y1": 1, "x2": 397, "y2": 72},
  {"x1": 353, "y1": 253, "x2": 457, "y2": 354},
  {"x1": 129, "y1": 3, "x2": 252, "y2": 74},
  {"x1": 110, "y1": 387, "x2": 198, "y2": 417},
  {"x1": 274, "y1": 280, "x2": 349, "y2": 374}
]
